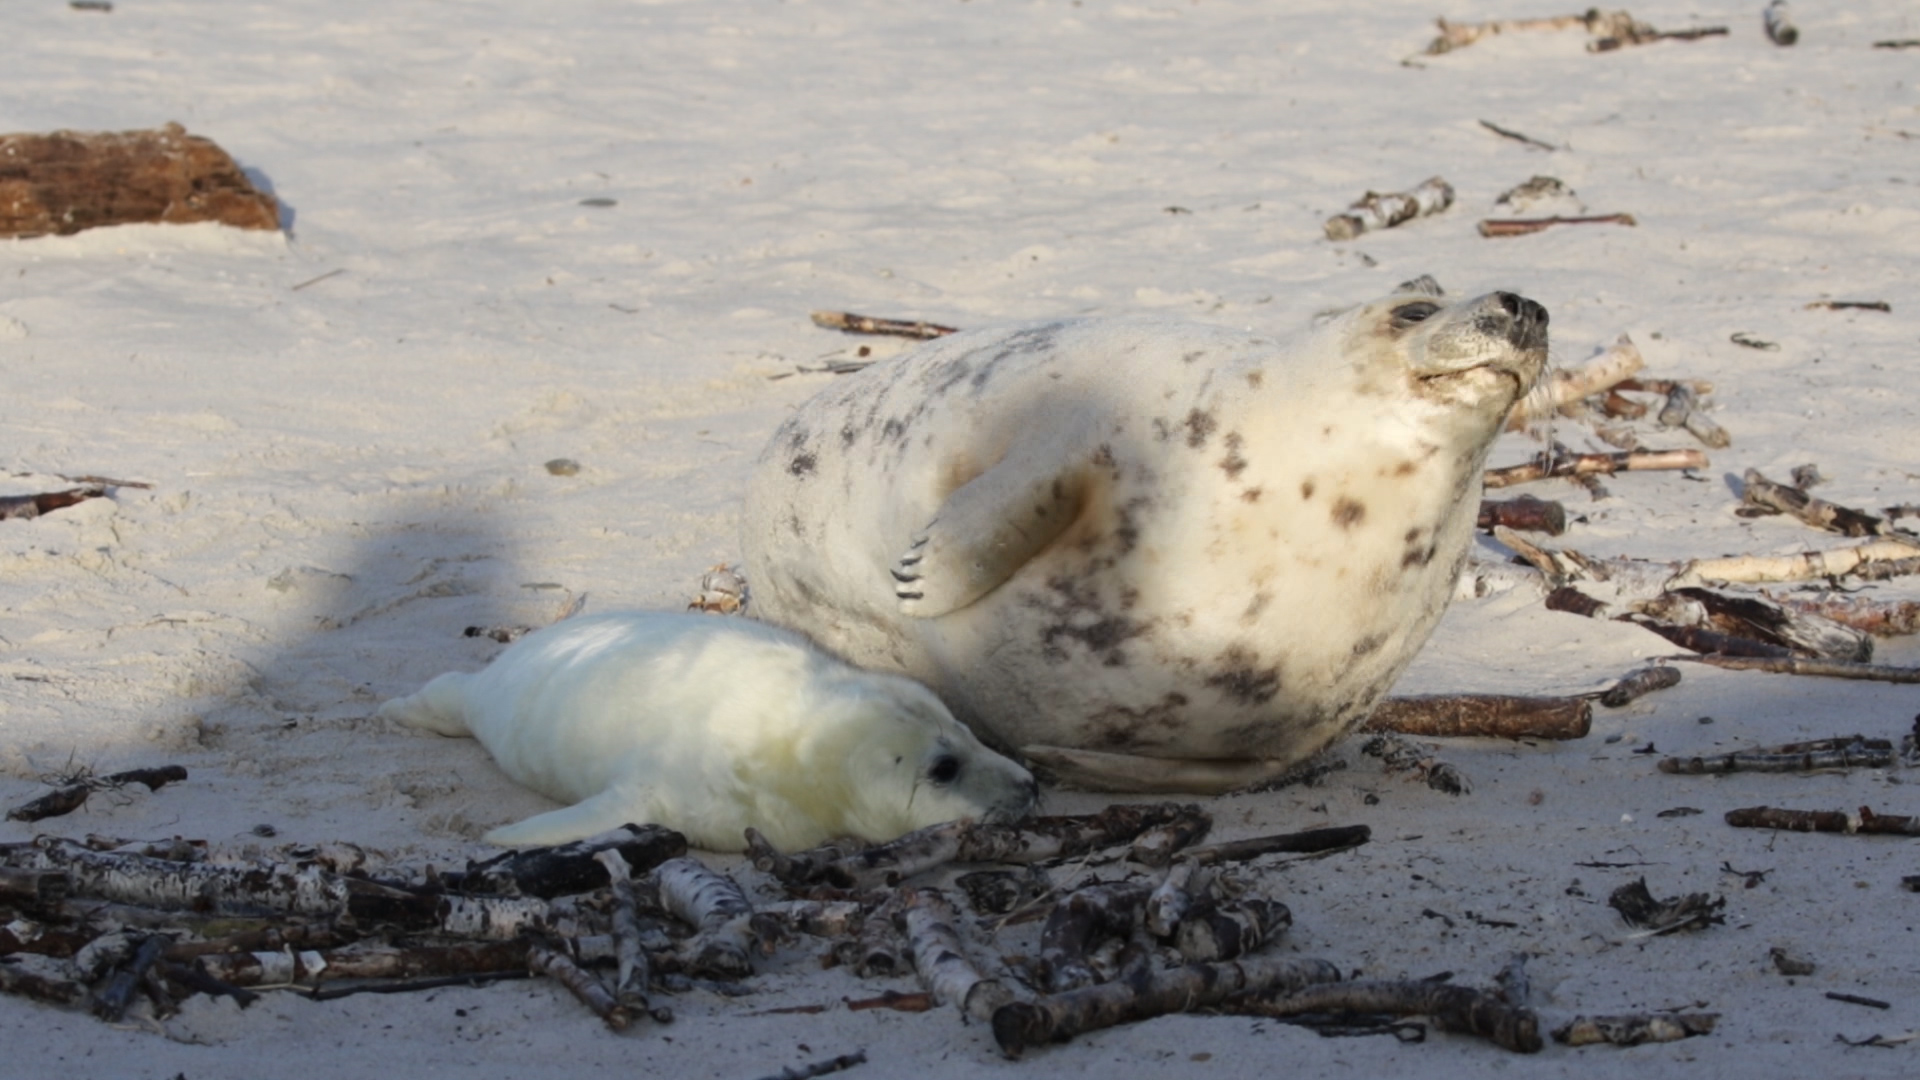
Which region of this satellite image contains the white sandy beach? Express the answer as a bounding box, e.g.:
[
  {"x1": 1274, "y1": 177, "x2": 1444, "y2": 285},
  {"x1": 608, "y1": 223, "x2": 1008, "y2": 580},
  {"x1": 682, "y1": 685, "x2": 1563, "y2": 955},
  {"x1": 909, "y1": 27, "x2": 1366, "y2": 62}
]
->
[{"x1": 3, "y1": 1, "x2": 1919, "y2": 1076}]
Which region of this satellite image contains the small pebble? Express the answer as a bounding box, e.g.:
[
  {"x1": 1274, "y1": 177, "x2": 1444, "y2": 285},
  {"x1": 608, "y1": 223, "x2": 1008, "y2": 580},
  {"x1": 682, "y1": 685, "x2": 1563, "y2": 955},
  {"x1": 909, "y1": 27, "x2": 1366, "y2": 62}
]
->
[{"x1": 545, "y1": 458, "x2": 581, "y2": 477}]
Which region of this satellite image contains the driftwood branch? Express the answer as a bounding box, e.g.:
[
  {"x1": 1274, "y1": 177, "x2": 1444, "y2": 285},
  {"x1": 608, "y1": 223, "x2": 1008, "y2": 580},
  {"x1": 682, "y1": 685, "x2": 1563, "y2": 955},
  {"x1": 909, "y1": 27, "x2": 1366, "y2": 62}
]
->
[
  {"x1": 1553, "y1": 1013, "x2": 1718, "y2": 1045},
  {"x1": 1363, "y1": 694, "x2": 1591, "y2": 740},
  {"x1": 1484, "y1": 448, "x2": 1707, "y2": 489},
  {"x1": 1660, "y1": 737, "x2": 1893, "y2": 775},
  {"x1": 1725, "y1": 806, "x2": 1920, "y2": 836},
  {"x1": 1230, "y1": 979, "x2": 1542, "y2": 1053},
  {"x1": 809, "y1": 311, "x2": 958, "y2": 340},
  {"x1": 1323, "y1": 176, "x2": 1453, "y2": 241},
  {"x1": 1675, "y1": 654, "x2": 1920, "y2": 684},
  {"x1": 1477, "y1": 213, "x2": 1636, "y2": 237}
]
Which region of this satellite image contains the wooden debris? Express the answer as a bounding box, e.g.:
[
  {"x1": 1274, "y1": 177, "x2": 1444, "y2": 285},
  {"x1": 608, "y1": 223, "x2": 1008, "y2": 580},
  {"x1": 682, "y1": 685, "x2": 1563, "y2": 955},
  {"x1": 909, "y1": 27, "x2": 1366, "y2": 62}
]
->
[
  {"x1": 1628, "y1": 587, "x2": 1873, "y2": 661},
  {"x1": 1826, "y1": 991, "x2": 1891, "y2": 1010},
  {"x1": 1677, "y1": 654, "x2": 1920, "y2": 684},
  {"x1": 1510, "y1": 341, "x2": 1650, "y2": 428},
  {"x1": 1480, "y1": 121, "x2": 1556, "y2": 151},
  {"x1": 1232, "y1": 979, "x2": 1542, "y2": 1053},
  {"x1": 1763, "y1": 1, "x2": 1798, "y2": 45},
  {"x1": 1363, "y1": 694, "x2": 1592, "y2": 741},
  {"x1": 1178, "y1": 825, "x2": 1371, "y2": 866},
  {"x1": 1624, "y1": 616, "x2": 1793, "y2": 659},
  {"x1": 1174, "y1": 896, "x2": 1290, "y2": 963},
  {"x1": 0, "y1": 485, "x2": 108, "y2": 522},
  {"x1": 1553, "y1": 1012, "x2": 1718, "y2": 1045},
  {"x1": 688, "y1": 563, "x2": 749, "y2": 614},
  {"x1": 1774, "y1": 595, "x2": 1920, "y2": 637},
  {"x1": 1477, "y1": 213, "x2": 1636, "y2": 237},
  {"x1": 93, "y1": 933, "x2": 169, "y2": 1021},
  {"x1": 1323, "y1": 176, "x2": 1453, "y2": 241},
  {"x1": 953, "y1": 867, "x2": 1048, "y2": 917},
  {"x1": 451, "y1": 824, "x2": 686, "y2": 898},
  {"x1": 810, "y1": 310, "x2": 958, "y2": 340},
  {"x1": 593, "y1": 848, "x2": 670, "y2": 1023},
  {"x1": 1674, "y1": 535, "x2": 1920, "y2": 587},
  {"x1": 1739, "y1": 469, "x2": 1888, "y2": 537},
  {"x1": 1661, "y1": 736, "x2": 1893, "y2": 774},
  {"x1": 1590, "y1": 22, "x2": 1726, "y2": 51},
  {"x1": 1653, "y1": 383, "x2": 1732, "y2": 448},
  {"x1": 1145, "y1": 859, "x2": 1199, "y2": 939},
  {"x1": 528, "y1": 940, "x2": 630, "y2": 1031},
  {"x1": 6, "y1": 764, "x2": 188, "y2": 823},
  {"x1": 1126, "y1": 807, "x2": 1213, "y2": 867},
  {"x1": 1805, "y1": 300, "x2": 1890, "y2": 312},
  {"x1": 1422, "y1": 10, "x2": 1610, "y2": 55},
  {"x1": 1484, "y1": 447, "x2": 1707, "y2": 488},
  {"x1": 844, "y1": 990, "x2": 933, "y2": 1013},
  {"x1": 0, "y1": 961, "x2": 88, "y2": 1007},
  {"x1": 1726, "y1": 806, "x2": 1920, "y2": 836},
  {"x1": 656, "y1": 857, "x2": 760, "y2": 979},
  {"x1": 1874, "y1": 40, "x2": 1920, "y2": 51},
  {"x1": 1477, "y1": 496, "x2": 1567, "y2": 535},
  {"x1": 990, "y1": 954, "x2": 1342, "y2": 1056},
  {"x1": 899, "y1": 887, "x2": 1012, "y2": 1022},
  {"x1": 1039, "y1": 881, "x2": 1151, "y2": 992},
  {"x1": 0, "y1": 123, "x2": 279, "y2": 237},
  {"x1": 1607, "y1": 878, "x2": 1724, "y2": 934},
  {"x1": 1362, "y1": 734, "x2": 1470, "y2": 795},
  {"x1": 748, "y1": 1051, "x2": 870, "y2": 1080},
  {"x1": 1599, "y1": 665, "x2": 1682, "y2": 707}
]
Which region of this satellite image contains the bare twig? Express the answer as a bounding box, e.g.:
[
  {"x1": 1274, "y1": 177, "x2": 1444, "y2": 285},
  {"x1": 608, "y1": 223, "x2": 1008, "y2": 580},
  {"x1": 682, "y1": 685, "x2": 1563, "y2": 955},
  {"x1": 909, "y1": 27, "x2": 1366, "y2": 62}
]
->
[
  {"x1": 1599, "y1": 665, "x2": 1682, "y2": 707},
  {"x1": 1363, "y1": 694, "x2": 1592, "y2": 740},
  {"x1": 1323, "y1": 176, "x2": 1453, "y2": 241},
  {"x1": 1675, "y1": 654, "x2": 1920, "y2": 684},
  {"x1": 1478, "y1": 213, "x2": 1636, "y2": 237},
  {"x1": 1479, "y1": 120, "x2": 1557, "y2": 150},
  {"x1": 1660, "y1": 737, "x2": 1893, "y2": 775},
  {"x1": 1725, "y1": 806, "x2": 1920, "y2": 836},
  {"x1": 1740, "y1": 469, "x2": 1888, "y2": 537},
  {"x1": 1230, "y1": 979, "x2": 1542, "y2": 1053},
  {"x1": 1484, "y1": 447, "x2": 1706, "y2": 488},
  {"x1": 810, "y1": 311, "x2": 958, "y2": 339}
]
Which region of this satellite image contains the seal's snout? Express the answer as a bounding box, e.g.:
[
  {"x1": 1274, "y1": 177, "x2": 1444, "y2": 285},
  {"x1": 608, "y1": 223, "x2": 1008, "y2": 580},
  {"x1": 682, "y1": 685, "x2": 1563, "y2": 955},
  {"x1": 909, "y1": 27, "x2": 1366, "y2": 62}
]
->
[{"x1": 1493, "y1": 291, "x2": 1549, "y2": 352}]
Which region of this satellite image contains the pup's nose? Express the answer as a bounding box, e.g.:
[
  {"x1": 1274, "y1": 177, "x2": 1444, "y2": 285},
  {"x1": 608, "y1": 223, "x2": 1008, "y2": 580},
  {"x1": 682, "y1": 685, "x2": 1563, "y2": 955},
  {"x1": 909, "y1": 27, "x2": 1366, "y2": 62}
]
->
[{"x1": 1494, "y1": 292, "x2": 1549, "y2": 351}]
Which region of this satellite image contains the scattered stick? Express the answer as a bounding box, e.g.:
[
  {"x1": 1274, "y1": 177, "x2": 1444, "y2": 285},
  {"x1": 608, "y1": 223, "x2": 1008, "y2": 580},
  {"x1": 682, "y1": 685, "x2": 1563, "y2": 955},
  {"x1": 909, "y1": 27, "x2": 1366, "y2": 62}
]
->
[
  {"x1": 1323, "y1": 176, "x2": 1453, "y2": 241},
  {"x1": 899, "y1": 887, "x2": 1013, "y2": 1022},
  {"x1": 1630, "y1": 587, "x2": 1873, "y2": 661},
  {"x1": 1599, "y1": 665, "x2": 1682, "y2": 707},
  {"x1": 1660, "y1": 736, "x2": 1892, "y2": 775},
  {"x1": 809, "y1": 311, "x2": 958, "y2": 340},
  {"x1": 6, "y1": 764, "x2": 188, "y2": 823},
  {"x1": 1826, "y1": 991, "x2": 1891, "y2": 1010},
  {"x1": 451, "y1": 824, "x2": 686, "y2": 898},
  {"x1": 1624, "y1": 616, "x2": 1792, "y2": 659},
  {"x1": 1362, "y1": 734, "x2": 1471, "y2": 795},
  {"x1": 1179, "y1": 824, "x2": 1372, "y2": 866},
  {"x1": 1739, "y1": 469, "x2": 1887, "y2": 537},
  {"x1": 1805, "y1": 300, "x2": 1890, "y2": 312},
  {"x1": 1423, "y1": 11, "x2": 1606, "y2": 55},
  {"x1": 1874, "y1": 40, "x2": 1920, "y2": 51},
  {"x1": 1763, "y1": 1, "x2": 1798, "y2": 46},
  {"x1": 1231, "y1": 979, "x2": 1542, "y2": 1053},
  {"x1": 656, "y1": 857, "x2": 761, "y2": 979},
  {"x1": 1039, "y1": 881, "x2": 1151, "y2": 992},
  {"x1": 1553, "y1": 1013, "x2": 1718, "y2": 1045},
  {"x1": 0, "y1": 124, "x2": 279, "y2": 237},
  {"x1": 1477, "y1": 496, "x2": 1567, "y2": 535},
  {"x1": 1726, "y1": 806, "x2": 1920, "y2": 836},
  {"x1": 1774, "y1": 595, "x2": 1920, "y2": 637},
  {"x1": 528, "y1": 940, "x2": 630, "y2": 1031},
  {"x1": 1174, "y1": 896, "x2": 1291, "y2": 963},
  {"x1": 749, "y1": 1051, "x2": 870, "y2": 1080},
  {"x1": 844, "y1": 990, "x2": 933, "y2": 1013},
  {"x1": 1363, "y1": 694, "x2": 1591, "y2": 740},
  {"x1": 1653, "y1": 384, "x2": 1731, "y2": 448},
  {"x1": 0, "y1": 486, "x2": 108, "y2": 522},
  {"x1": 1676, "y1": 654, "x2": 1920, "y2": 684},
  {"x1": 1483, "y1": 447, "x2": 1706, "y2": 488},
  {"x1": 1477, "y1": 213, "x2": 1636, "y2": 238},
  {"x1": 593, "y1": 848, "x2": 670, "y2": 1023},
  {"x1": 0, "y1": 961, "x2": 88, "y2": 1007},
  {"x1": 688, "y1": 563, "x2": 749, "y2": 614},
  {"x1": 1126, "y1": 807, "x2": 1213, "y2": 867},
  {"x1": 1479, "y1": 120, "x2": 1556, "y2": 151},
  {"x1": 1607, "y1": 878, "x2": 1724, "y2": 934},
  {"x1": 1672, "y1": 536, "x2": 1920, "y2": 587},
  {"x1": 991, "y1": 954, "x2": 1342, "y2": 1056},
  {"x1": 1508, "y1": 334, "x2": 1645, "y2": 426}
]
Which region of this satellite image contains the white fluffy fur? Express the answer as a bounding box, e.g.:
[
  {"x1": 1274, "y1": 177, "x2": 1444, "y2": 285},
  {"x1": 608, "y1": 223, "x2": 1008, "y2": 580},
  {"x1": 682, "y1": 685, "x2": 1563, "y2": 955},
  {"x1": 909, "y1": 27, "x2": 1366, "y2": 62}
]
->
[{"x1": 377, "y1": 612, "x2": 1036, "y2": 851}]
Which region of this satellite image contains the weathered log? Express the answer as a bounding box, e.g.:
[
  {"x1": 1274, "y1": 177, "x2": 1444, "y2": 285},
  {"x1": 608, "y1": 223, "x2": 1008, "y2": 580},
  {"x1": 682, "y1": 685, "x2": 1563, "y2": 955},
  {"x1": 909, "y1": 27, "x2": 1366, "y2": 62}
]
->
[
  {"x1": 900, "y1": 887, "x2": 1013, "y2": 1022},
  {"x1": 1323, "y1": 176, "x2": 1453, "y2": 241},
  {"x1": 1232, "y1": 979, "x2": 1542, "y2": 1053},
  {"x1": 1553, "y1": 1012, "x2": 1718, "y2": 1045},
  {"x1": 450, "y1": 824, "x2": 686, "y2": 898},
  {"x1": 0, "y1": 124, "x2": 279, "y2": 237},
  {"x1": 1364, "y1": 694, "x2": 1592, "y2": 740}
]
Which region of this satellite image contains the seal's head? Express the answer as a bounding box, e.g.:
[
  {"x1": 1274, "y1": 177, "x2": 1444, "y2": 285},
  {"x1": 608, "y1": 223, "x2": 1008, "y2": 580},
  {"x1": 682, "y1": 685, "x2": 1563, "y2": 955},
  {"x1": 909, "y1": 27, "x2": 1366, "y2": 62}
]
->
[
  {"x1": 1337, "y1": 275, "x2": 1549, "y2": 433},
  {"x1": 796, "y1": 668, "x2": 1038, "y2": 848}
]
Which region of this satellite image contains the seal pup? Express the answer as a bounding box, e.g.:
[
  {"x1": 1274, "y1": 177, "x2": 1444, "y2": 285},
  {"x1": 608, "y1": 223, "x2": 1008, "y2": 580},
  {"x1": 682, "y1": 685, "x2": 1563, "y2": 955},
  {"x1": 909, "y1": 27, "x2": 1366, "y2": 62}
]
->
[
  {"x1": 743, "y1": 279, "x2": 1547, "y2": 792},
  {"x1": 377, "y1": 612, "x2": 1038, "y2": 851}
]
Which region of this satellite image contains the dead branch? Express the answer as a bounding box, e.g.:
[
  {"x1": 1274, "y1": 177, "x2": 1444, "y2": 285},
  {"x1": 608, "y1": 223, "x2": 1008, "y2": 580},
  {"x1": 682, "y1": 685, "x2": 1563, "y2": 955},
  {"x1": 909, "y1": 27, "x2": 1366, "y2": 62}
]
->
[
  {"x1": 1476, "y1": 496, "x2": 1567, "y2": 535},
  {"x1": 1676, "y1": 654, "x2": 1920, "y2": 684},
  {"x1": 1653, "y1": 384, "x2": 1731, "y2": 448},
  {"x1": 450, "y1": 824, "x2": 686, "y2": 898},
  {"x1": 1726, "y1": 806, "x2": 1920, "y2": 836},
  {"x1": 1740, "y1": 469, "x2": 1887, "y2": 537},
  {"x1": 1039, "y1": 881, "x2": 1151, "y2": 992},
  {"x1": 1483, "y1": 447, "x2": 1707, "y2": 488},
  {"x1": 899, "y1": 887, "x2": 1012, "y2": 1021},
  {"x1": 1763, "y1": 1, "x2": 1798, "y2": 45},
  {"x1": 92, "y1": 933, "x2": 168, "y2": 1021},
  {"x1": 1624, "y1": 616, "x2": 1791, "y2": 658},
  {"x1": 594, "y1": 848, "x2": 670, "y2": 1023},
  {"x1": 1126, "y1": 807, "x2": 1213, "y2": 867},
  {"x1": 1599, "y1": 665, "x2": 1682, "y2": 707},
  {"x1": 0, "y1": 866, "x2": 70, "y2": 909},
  {"x1": 1553, "y1": 1012, "x2": 1718, "y2": 1045},
  {"x1": 1323, "y1": 176, "x2": 1453, "y2": 241},
  {"x1": 1362, "y1": 735, "x2": 1471, "y2": 795},
  {"x1": 810, "y1": 310, "x2": 958, "y2": 339},
  {"x1": 1805, "y1": 299, "x2": 1891, "y2": 311},
  {"x1": 1629, "y1": 587, "x2": 1873, "y2": 661},
  {"x1": 1363, "y1": 694, "x2": 1592, "y2": 740},
  {"x1": 748, "y1": 1050, "x2": 870, "y2": 1080},
  {"x1": 528, "y1": 940, "x2": 630, "y2": 1031},
  {"x1": 6, "y1": 764, "x2": 188, "y2": 822},
  {"x1": 1589, "y1": 21, "x2": 1726, "y2": 51},
  {"x1": 1607, "y1": 878, "x2": 1724, "y2": 934},
  {"x1": 1231, "y1": 979, "x2": 1542, "y2": 1053},
  {"x1": 1508, "y1": 335, "x2": 1645, "y2": 428},
  {"x1": 0, "y1": 123, "x2": 279, "y2": 237},
  {"x1": 0, "y1": 486, "x2": 108, "y2": 522},
  {"x1": 656, "y1": 857, "x2": 759, "y2": 979},
  {"x1": 1660, "y1": 736, "x2": 1893, "y2": 774},
  {"x1": 0, "y1": 961, "x2": 88, "y2": 1007},
  {"x1": 1479, "y1": 120, "x2": 1557, "y2": 151},
  {"x1": 1179, "y1": 824, "x2": 1372, "y2": 866},
  {"x1": 1145, "y1": 859, "x2": 1199, "y2": 938},
  {"x1": 1775, "y1": 595, "x2": 1920, "y2": 637},
  {"x1": 1174, "y1": 896, "x2": 1290, "y2": 963},
  {"x1": 688, "y1": 563, "x2": 750, "y2": 614},
  {"x1": 991, "y1": 954, "x2": 1341, "y2": 1056},
  {"x1": 953, "y1": 867, "x2": 1047, "y2": 916},
  {"x1": 848, "y1": 898, "x2": 906, "y2": 978},
  {"x1": 1423, "y1": 12, "x2": 1596, "y2": 55},
  {"x1": 20, "y1": 839, "x2": 350, "y2": 915},
  {"x1": 1478, "y1": 213, "x2": 1636, "y2": 237}
]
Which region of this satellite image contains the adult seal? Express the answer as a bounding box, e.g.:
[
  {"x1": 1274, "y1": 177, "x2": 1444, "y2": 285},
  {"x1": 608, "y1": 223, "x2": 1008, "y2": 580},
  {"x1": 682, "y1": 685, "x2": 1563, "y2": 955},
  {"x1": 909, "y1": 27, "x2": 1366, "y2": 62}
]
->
[
  {"x1": 743, "y1": 279, "x2": 1547, "y2": 792},
  {"x1": 377, "y1": 612, "x2": 1038, "y2": 851}
]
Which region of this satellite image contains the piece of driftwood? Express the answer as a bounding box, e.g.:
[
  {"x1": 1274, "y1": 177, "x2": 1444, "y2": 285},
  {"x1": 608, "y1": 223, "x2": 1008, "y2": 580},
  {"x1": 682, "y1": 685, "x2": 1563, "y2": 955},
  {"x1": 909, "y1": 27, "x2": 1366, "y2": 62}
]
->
[
  {"x1": 1599, "y1": 665, "x2": 1682, "y2": 707},
  {"x1": 1232, "y1": 979, "x2": 1542, "y2": 1053},
  {"x1": 6, "y1": 764, "x2": 188, "y2": 823},
  {"x1": 1483, "y1": 448, "x2": 1707, "y2": 488},
  {"x1": 1178, "y1": 824, "x2": 1373, "y2": 867},
  {"x1": 0, "y1": 486, "x2": 108, "y2": 522},
  {"x1": 656, "y1": 857, "x2": 760, "y2": 979},
  {"x1": 1774, "y1": 595, "x2": 1920, "y2": 637},
  {"x1": 1660, "y1": 736, "x2": 1893, "y2": 775},
  {"x1": 990, "y1": 954, "x2": 1342, "y2": 1056},
  {"x1": 810, "y1": 310, "x2": 958, "y2": 340},
  {"x1": 1476, "y1": 496, "x2": 1567, "y2": 535},
  {"x1": 1364, "y1": 694, "x2": 1592, "y2": 740},
  {"x1": 1126, "y1": 808, "x2": 1213, "y2": 867},
  {"x1": 0, "y1": 123, "x2": 279, "y2": 237},
  {"x1": 749, "y1": 1051, "x2": 870, "y2": 1080},
  {"x1": 0, "y1": 961, "x2": 88, "y2": 1007},
  {"x1": 1039, "y1": 881, "x2": 1151, "y2": 992},
  {"x1": 1725, "y1": 806, "x2": 1920, "y2": 836},
  {"x1": 1477, "y1": 213, "x2": 1636, "y2": 238},
  {"x1": 1553, "y1": 1012, "x2": 1718, "y2": 1045},
  {"x1": 1805, "y1": 299, "x2": 1891, "y2": 312},
  {"x1": 528, "y1": 940, "x2": 630, "y2": 1031},
  {"x1": 899, "y1": 887, "x2": 1012, "y2": 1021},
  {"x1": 1739, "y1": 469, "x2": 1888, "y2": 537},
  {"x1": 1607, "y1": 878, "x2": 1724, "y2": 934},
  {"x1": 1626, "y1": 588, "x2": 1872, "y2": 661},
  {"x1": 449, "y1": 824, "x2": 686, "y2": 898},
  {"x1": 1763, "y1": 1, "x2": 1798, "y2": 45},
  {"x1": 1144, "y1": 859, "x2": 1199, "y2": 938},
  {"x1": 1677, "y1": 654, "x2": 1920, "y2": 684},
  {"x1": 1505, "y1": 332, "x2": 1643, "y2": 424},
  {"x1": 1652, "y1": 384, "x2": 1732, "y2": 448},
  {"x1": 1422, "y1": 10, "x2": 1629, "y2": 54},
  {"x1": 1362, "y1": 734, "x2": 1470, "y2": 795},
  {"x1": 1673, "y1": 536, "x2": 1920, "y2": 588},
  {"x1": 1323, "y1": 176, "x2": 1453, "y2": 241},
  {"x1": 687, "y1": 563, "x2": 749, "y2": 614},
  {"x1": 1479, "y1": 120, "x2": 1556, "y2": 151},
  {"x1": 1174, "y1": 896, "x2": 1290, "y2": 963},
  {"x1": 593, "y1": 849, "x2": 670, "y2": 1023}
]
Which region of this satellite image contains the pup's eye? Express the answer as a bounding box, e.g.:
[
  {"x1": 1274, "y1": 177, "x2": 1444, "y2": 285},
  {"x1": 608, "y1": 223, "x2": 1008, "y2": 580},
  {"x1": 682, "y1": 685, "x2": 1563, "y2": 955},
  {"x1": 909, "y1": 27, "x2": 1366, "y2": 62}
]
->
[
  {"x1": 927, "y1": 755, "x2": 962, "y2": 784},
  {"x1": 1391, "y1": 301, "x2": 1441, "y2": 329}
]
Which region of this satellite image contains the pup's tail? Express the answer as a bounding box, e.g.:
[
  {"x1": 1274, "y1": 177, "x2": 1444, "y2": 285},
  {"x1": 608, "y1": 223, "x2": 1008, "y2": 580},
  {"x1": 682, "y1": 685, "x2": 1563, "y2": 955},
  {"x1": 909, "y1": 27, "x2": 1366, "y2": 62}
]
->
[{"x1": 374, "y1": 672, "x2": 475, "y2": 737}]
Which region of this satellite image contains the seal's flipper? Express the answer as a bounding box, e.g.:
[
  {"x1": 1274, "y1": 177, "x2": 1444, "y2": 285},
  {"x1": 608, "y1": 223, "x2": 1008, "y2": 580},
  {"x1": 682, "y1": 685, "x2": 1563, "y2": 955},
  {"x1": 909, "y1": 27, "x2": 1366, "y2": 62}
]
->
[
  {"x1": 894, "y1": 452, "x2": 1088, "y2": 617},
  {"x1": 1024, "y1": 745, "x2": 1309, "y2": 795},
  {"x1": 376, "y1": 672, "x2": 476, "y2": 737},
  {"x1": 482, "y1": 788, "x2": 649, "y2": 848}
]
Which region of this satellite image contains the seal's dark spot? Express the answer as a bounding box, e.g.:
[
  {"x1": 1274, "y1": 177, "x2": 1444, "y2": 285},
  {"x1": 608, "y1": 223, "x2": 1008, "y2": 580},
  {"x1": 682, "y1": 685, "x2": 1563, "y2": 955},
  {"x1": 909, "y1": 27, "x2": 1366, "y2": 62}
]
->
[
  {"x1": 1241, "y1": 486, "x2": 1263, "y2": 503},
  {"x1": 1182, "y1": 350, "x2": 1206, "y2": 364},
  {"x1": 788, "y1": 512, "x2": 805, "y2": 538},
  {"x1": 1085, "y1": 692, "x2": 1191, "y2": 750},
  {"x1": 1392, "y1": 459, "x2": 1419, "y2": 476},
  {"x1": 1245, "y1": 370, "x2": 1264, "y2": 389},
  {"x1": 1332, "y1": 496, "x2": 1366, "y2": 529},
  {"x1": 1184, "y1": 409, "x2": 1217, "y2": 449},
  {"x1": 1114, "y1": 495, "x2": 1151, "y2": 554},
  {"x1": 1300, "y1": 478, "x2": 1316, "y2": 501},
  {"x1": 1351, "y1": 632, "x2": 1387, "y2": 658},
  {"x1": 880, "y1": 417, "x2": 906, "y2": 443},
  {"x1": 1218, "y1": 432, "x2": 1248, "y2": 479},
  {"x1": 1402, "y1": 542, "x2": 1439, "y2": 569},
  {"x1": 1207, "y1": 647, "x2": 1281, "y2": 706},
  {"x1": 788, "y1": 452, "x2": 818, "y2": 477},
  {"x1": 1404, "y1": 527, "x2": 1422, "y2": 543},
  {"x1": 1092, "y1": 444, "x2": 1117, "y2": 470},
  {"x1": 840, "y1": 425, "x2": 858, "y2": 448},
  {"x1": 1241, "y1": 591, "x2": 1271, "y2": 624},
  {"x1": 787, "y1": 429, "x2": 810, "y2": 450}
]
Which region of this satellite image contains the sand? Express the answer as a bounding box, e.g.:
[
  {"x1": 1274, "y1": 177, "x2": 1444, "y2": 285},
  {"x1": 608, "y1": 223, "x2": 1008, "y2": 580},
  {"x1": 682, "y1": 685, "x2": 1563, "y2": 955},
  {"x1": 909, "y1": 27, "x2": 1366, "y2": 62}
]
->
[{"x1": 3, "y1": 1, "x2": 1918, "y2": 1076}]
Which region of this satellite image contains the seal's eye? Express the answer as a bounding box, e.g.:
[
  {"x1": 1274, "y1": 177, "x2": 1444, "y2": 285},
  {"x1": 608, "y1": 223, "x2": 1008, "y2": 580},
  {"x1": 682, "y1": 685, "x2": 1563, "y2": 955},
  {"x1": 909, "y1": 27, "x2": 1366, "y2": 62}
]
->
[
  {"x1": 927, "y1": 754, "x2": 962, "y2": 784},
  {"x1": 1391, "y1": 301, "x2": 1442, "y2": 330}
]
